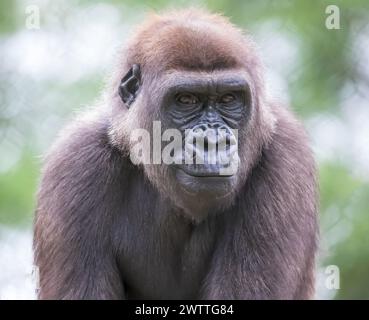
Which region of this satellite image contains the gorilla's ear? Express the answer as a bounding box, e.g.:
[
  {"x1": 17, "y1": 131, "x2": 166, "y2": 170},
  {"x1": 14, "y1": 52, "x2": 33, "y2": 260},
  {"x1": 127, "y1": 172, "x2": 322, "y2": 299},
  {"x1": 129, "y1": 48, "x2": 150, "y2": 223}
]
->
[{"x1": 119, "y1": 64, "x2": 141, "y2": 108}]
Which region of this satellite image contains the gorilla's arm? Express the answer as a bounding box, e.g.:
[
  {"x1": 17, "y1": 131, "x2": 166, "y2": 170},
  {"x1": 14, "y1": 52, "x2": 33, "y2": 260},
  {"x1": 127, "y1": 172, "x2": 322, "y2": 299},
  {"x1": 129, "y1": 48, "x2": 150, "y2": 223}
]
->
[
  {"x1": 201, "y1": 108, "x2": 318, "y2": 299},
  {"x1": 34, "y1": 115, "x2": 126, "y2": 299}
]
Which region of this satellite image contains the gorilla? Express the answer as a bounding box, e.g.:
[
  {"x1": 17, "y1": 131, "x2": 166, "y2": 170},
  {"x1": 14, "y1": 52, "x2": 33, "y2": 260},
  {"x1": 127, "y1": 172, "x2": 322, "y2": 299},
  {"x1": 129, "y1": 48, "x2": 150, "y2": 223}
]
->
[{"x1": 34, "y1": 9, "x2": 318, "y2": 299}]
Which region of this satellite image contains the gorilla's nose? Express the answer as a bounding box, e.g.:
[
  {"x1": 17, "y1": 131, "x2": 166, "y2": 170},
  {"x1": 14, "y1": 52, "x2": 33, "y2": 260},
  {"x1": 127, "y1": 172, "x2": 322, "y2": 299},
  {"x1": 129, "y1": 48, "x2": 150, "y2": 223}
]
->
[{"x1": 184, "y1": 125, "x2": 237, "y2": 166}]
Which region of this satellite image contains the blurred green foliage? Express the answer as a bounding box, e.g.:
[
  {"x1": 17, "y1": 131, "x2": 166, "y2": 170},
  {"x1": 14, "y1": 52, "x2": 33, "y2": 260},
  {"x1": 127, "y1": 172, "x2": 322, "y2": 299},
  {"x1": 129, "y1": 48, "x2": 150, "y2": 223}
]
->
[
  {"x1": 0, "y1": 0, "x2": 368, "y2": 299},
  {"x1": 0, "y1": 152, "x2": 37, "y2": 226}
]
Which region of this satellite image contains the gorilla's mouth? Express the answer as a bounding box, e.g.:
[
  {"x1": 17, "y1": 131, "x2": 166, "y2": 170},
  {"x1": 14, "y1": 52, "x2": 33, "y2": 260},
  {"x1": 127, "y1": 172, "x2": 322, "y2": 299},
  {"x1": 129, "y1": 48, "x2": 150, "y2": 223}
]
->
[
  {"x1": 179, "y1": 164, "x2": 235, "y2": 177},
  {"x1": 175, "y1": 164, "x2": 237, "y2": 197}
]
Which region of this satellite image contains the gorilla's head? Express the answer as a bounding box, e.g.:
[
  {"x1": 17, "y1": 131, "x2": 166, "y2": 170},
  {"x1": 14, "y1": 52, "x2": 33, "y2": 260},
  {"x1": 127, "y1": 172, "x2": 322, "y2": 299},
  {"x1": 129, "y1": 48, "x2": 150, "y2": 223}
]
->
[{"x1": 109, "y1": 9, "x2": 276, "y2": 218}]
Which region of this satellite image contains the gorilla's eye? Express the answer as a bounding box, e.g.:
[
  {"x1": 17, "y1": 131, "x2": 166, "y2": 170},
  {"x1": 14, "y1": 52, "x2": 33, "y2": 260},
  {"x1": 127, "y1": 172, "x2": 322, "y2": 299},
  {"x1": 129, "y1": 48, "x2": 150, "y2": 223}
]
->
[
  {"x1": 219, "y1": 93, "x2": 236, "y2": 104},
  {"x1": 176, "y1": 93, "x2": 199, "y2": 105}
]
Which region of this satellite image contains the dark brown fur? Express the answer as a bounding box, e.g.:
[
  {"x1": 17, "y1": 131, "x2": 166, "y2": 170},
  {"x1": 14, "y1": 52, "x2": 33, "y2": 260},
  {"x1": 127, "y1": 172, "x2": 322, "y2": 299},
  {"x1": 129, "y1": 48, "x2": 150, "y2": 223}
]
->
[{"x1": 34, "y1": 9, "x2": 318, "y2": 299}]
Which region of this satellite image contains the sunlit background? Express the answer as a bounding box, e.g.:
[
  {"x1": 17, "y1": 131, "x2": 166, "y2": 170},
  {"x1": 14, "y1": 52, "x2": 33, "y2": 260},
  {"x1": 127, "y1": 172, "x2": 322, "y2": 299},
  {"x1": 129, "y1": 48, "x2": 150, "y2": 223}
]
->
[{"x1": 0, "y1": 0, "x2": 368, "y2": 300}]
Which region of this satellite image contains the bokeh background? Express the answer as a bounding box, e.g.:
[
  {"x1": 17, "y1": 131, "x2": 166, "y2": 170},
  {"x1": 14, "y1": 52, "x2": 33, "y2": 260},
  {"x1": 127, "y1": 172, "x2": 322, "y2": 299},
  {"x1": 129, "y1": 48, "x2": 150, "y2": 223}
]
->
[{"x1": 0, "y1": 0, "x2": 368, "y2": 300}]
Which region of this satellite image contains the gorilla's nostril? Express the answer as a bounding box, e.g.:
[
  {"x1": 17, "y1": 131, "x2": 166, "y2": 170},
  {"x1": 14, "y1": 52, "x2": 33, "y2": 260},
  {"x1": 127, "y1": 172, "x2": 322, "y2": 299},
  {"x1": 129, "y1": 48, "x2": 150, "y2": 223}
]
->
[{"x1": 197, "y1": 124, "x2": 208, "y2": 131}]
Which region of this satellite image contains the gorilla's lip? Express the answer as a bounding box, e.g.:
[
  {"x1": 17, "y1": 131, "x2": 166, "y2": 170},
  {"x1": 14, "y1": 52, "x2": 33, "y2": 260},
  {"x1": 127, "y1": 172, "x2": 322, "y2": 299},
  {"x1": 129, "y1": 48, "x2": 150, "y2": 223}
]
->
[{"x1": 177, "y1": 165, "x2": 234, "y2": 178}]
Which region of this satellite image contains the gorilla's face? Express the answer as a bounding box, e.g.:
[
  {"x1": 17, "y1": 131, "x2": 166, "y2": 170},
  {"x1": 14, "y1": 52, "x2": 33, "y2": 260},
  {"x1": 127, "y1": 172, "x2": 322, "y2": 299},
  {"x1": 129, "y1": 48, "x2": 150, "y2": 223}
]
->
[
  {"x1": 119, "y1": 65, "x2": 253, "y2": 213},
  {"x1": 159, "y1": 70, "x2": 251, "y2": 196}
]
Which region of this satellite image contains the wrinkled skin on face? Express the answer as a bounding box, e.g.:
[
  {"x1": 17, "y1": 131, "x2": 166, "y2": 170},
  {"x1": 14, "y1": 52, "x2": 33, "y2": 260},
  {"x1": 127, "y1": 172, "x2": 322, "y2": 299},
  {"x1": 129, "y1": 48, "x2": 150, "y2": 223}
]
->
[{"x1": 159, "y1": 71, "x2": 252, "y2": 194}]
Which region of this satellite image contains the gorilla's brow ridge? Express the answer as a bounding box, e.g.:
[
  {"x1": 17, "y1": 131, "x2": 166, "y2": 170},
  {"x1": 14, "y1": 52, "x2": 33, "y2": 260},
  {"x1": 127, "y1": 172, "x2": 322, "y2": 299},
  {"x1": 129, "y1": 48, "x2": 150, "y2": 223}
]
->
[{"x1": 161, "y1": 72, "x2": 250, "y2": 95}]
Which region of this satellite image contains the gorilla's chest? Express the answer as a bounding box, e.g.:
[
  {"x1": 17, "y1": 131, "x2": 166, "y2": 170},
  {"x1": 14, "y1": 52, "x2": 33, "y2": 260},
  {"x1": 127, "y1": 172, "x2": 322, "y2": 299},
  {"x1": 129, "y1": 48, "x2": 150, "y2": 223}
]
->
[{"x1": 117, "y1": 211, "x2": 218, "y2": 299}]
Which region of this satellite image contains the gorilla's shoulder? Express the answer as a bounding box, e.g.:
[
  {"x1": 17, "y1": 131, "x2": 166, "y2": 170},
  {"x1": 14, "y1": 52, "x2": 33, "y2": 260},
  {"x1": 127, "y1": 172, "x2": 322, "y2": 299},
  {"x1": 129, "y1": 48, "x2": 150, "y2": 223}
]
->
[
  {"x1": 40, "y1": 109, "x2": 128, "y2": 185},
  {"x1": 270, "y1": 105, "x2": 313, "y2": 160},
  {"x1": 260, "y1": 104, "x2": 316, "y2": 185}
]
